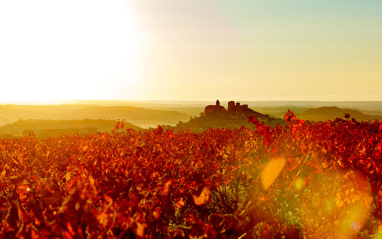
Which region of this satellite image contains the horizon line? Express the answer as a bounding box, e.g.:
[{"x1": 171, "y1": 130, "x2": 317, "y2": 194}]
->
[{"x1": 2, "y1": 99, "x2": 382, "y2": 106}]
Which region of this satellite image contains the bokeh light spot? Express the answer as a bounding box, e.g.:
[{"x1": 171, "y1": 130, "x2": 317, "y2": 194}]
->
[
  {"x1": 261, "y1": 157, "x2": 286, "y2": 191},
  {"x1": 297, "y1": 170, "x2": 372, "y2": 238},
  {"x1": 293, "y1": 177, "x2": 305, "y2": 191}
]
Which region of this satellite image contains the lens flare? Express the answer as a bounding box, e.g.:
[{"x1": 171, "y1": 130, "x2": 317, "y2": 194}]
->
[
  {"x1": 373, "y1": 226, "x2": 382, "y2": 239},
  {"x1": 261, "y1": 157, "x2": 286, "y2": 191},
  {"x1": 293, "y1": 177, "x2": 306, "y2": 191},
  {"x1": 297, "y1": 170, "x2": 372, "y2": 239}
]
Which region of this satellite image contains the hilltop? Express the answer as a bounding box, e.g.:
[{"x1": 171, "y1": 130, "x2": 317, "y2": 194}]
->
[
  {"x1": 170, "y1": 100, "x2": 284, "y2": 133},
  {"x1": 297, "y1": 106, "x2": 381, "y2": 122}
]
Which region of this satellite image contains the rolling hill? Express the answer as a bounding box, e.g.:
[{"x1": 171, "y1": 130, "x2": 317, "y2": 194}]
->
[
  {"x1": 0, "y1": 105, "x2": 190, "y2": 128},
  {"x1": 0, "y1": 119, "x2": 142, "y2": 137},
  {"x1": 297, "y1": 106, "x2": 382, "y2": 122}
]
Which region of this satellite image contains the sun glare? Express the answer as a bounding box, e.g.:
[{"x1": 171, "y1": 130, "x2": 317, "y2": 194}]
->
[{"x1": 0, "y1": 0, "x2": 142, "y2": 104}]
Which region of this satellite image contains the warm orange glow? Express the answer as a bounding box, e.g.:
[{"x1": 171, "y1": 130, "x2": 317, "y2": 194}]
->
[
  {"x1": 373, "y1": 226, "x2": 382, "y2": 239},
  {"x1": 261, "y1": 157, "x2": 286, "y2": 190},
  {"x1": 193, "y1": 187, "x2": 211, "y2": 206},
  {"x1": 297, "y1": 170, "x2": 372, "y2": 239}
]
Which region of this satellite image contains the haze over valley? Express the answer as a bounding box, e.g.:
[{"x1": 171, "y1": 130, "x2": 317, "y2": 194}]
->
[{"x1": 1, "y1": 100, "x2": 382, "y2": 138}]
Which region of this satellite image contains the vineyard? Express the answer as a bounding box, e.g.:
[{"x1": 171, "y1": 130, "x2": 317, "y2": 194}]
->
[{"x1": 1, "y1": 111, "x2": 382, "y2": 238}]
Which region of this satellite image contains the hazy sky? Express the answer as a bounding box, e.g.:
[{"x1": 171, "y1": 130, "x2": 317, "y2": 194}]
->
[{"x1": 0, "y1": 0, "x2": 381, "y2": 103}]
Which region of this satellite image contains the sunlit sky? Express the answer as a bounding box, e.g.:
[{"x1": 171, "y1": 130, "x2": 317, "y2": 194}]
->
[{"x1": 0, "y1": 0, "x2": 381, "y2": 103}]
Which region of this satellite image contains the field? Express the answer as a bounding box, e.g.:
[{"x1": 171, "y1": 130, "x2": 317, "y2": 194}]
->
[{"x1": 1, "y1": 112, "x2": 382, "y2": 238}]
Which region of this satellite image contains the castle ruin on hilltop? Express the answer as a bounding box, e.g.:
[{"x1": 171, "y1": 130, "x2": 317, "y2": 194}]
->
[
  {"x1": 204, "y1": 100, "x2": 258, "y2": 116},
  {"x1": 175, "y1": 100, "x2": 274, "y2": 133}
]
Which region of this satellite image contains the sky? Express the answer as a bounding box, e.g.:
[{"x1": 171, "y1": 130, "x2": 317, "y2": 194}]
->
[{"x1": 0, "y1": 0, "x2": 381, "y2": 103}]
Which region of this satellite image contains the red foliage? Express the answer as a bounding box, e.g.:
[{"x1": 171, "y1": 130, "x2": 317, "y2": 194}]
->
[{"x1": 0, "y1": 111, "x2": 382, "y2": 238}]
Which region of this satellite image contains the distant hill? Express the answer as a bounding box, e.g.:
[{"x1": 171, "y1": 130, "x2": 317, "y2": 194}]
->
[
  {"x1": 59, "y1": 100, "x2": 382, "y2": 112},
  {"x1": 0, "y1": 119, "x2": 142, "y2": 137},
  {"x1": 298, "y1": 106, "x2": 382, "y2": 121},
  {"x1": 0, "y1": 105, "x2": 190, "y2": 128},
  {"x1": 69, "y1": 106, "x2": 189, "y2": 127}
]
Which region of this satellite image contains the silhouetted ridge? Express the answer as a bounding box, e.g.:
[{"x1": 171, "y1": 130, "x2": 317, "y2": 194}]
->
[{"x1": 299, "y1": 106, "x2": 380, "y2": 121}]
